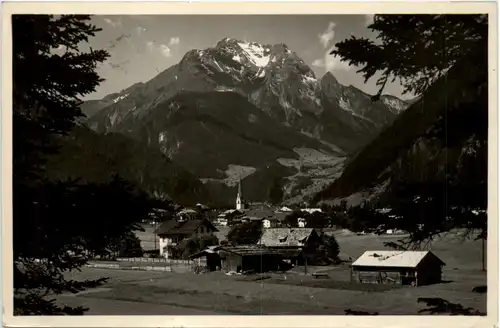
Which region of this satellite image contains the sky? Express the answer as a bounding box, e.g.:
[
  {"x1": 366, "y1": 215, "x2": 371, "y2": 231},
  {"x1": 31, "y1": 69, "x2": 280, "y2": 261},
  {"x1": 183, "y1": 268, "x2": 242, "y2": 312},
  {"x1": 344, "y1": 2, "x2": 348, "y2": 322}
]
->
[{"x1": 81, "y1": 15, "x2": 409, "y2": 100}]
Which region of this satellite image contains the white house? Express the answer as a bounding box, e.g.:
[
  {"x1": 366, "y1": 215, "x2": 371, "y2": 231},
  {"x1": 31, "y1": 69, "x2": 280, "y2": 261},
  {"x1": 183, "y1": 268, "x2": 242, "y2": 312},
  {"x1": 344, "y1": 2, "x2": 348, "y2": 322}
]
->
[{"x1": 155, "y1": 219, "x2": 218, "y2": 259}]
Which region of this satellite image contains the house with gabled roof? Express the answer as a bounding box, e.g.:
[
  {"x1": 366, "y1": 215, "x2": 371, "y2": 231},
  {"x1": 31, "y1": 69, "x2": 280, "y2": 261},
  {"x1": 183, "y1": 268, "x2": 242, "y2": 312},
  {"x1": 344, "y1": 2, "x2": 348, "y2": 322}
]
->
[
  {"x1": 351, "y1": 250, "x2": 445, "y2": 286},
  {"x1": 241, "y1": 208, "x2": 288, "y2": 228},
  {"x1": 257, "y1": 228, "x2": 322, "y2": 265},
  {"x1": 155, "y1": 219, "x2": 218, "y2": 259}
]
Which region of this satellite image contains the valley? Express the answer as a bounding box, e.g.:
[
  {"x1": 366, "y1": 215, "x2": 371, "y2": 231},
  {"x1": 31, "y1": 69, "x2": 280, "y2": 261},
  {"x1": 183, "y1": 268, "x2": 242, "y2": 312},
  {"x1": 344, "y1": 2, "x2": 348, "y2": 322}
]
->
[{"x1": 76, "y1": 38, "x2": 409, "y2": 206}]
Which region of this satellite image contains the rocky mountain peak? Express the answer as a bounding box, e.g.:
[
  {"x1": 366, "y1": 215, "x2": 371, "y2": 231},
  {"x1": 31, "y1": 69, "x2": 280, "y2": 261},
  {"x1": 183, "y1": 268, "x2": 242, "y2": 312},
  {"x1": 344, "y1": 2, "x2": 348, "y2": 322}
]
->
[
  {"x1": 81, "y1": 37, "x2": 411, "y2": 205},
  {"x1": 321, "y1": 71, "x2": 340, "y2": 85}
]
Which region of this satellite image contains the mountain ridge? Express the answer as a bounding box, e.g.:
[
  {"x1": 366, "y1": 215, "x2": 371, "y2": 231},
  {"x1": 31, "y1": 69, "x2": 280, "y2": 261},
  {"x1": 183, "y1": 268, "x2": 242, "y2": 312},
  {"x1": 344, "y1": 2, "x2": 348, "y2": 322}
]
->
[{"x1": 80, "y1": 38, "x2": 410, "y2": 204}]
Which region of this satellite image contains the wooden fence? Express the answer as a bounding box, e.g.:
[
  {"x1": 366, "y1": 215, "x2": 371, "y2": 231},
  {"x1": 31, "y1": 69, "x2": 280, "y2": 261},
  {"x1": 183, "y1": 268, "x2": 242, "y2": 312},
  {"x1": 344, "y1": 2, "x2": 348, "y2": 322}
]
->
[
  {"x1": 86, "y1": 262, "x2": 173, "y2": 272},
  {"x1": 116, "y1": 257, "x2": 197, "y2": 265}
]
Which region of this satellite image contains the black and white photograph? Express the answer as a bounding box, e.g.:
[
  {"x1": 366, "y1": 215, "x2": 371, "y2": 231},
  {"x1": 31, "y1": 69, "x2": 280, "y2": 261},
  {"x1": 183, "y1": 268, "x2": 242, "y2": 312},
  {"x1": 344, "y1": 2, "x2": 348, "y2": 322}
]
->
[{"x1": 3, "y1": 1, "x2": 497, "y2": 324}]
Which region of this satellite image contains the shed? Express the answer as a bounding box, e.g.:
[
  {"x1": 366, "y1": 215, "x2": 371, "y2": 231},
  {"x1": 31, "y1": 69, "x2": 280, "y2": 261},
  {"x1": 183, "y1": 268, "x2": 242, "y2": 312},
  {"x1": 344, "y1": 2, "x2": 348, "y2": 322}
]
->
[
  {"x1": 218, "y1": 245, "x2": 287, "y2": 273},
  {"x1": 351, "y1": 251, "x2": 445, "y2": 286},
  {"x1": 189, "y1": 246, "x2": 221, "y2": 272}
]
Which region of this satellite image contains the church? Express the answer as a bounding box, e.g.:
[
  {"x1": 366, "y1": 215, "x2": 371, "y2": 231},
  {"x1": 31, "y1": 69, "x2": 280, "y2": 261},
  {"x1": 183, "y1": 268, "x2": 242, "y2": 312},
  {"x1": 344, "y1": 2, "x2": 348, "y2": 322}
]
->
[{"x1": 235, "y1": 179, "x2": 246, "y2": 210}]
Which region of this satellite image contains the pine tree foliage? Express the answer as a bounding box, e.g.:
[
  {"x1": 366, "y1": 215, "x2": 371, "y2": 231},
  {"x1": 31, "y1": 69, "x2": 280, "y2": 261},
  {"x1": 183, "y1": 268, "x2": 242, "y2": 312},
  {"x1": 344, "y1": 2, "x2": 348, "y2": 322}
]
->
[
  {"x1": 325, "y1": 14, "x2": 488, "y2": 247},
  {"x1": 332, "y1": 14, "x2": 487, "y2": 99},
  {"x1": 13, "y1": 15, "x2": 156, "y2": 315},
  {"x1": 227, "y1": 222, "x2": 263, "y2": 245}
]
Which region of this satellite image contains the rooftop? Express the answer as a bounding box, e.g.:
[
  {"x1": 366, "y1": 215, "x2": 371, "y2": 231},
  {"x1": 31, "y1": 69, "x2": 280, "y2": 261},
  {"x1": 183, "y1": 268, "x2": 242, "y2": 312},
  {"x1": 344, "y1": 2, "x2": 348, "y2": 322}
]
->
[
  {"x1": 219, "y1": 245, "x2": 278, "y2": 256},
  {"x1": 259, "y1": 228, "x2": 316, "y2": 247},
  {"x1": 155, "y1": 219, "x2": 218, "y2": 236},
  {"x1": 352, "y1": 251, "x2": 445, "y2": 268}
]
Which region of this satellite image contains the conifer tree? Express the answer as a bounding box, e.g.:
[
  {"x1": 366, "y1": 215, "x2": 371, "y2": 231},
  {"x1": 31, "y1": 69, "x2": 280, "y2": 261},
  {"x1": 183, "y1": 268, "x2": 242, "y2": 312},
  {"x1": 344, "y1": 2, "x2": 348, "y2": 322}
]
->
[
  {"x1": 330, "y1": 15, "x2": 488, "y2": 247},
  {"x1": 13, "y1": 15, "x2": 154, "y2": 315}
]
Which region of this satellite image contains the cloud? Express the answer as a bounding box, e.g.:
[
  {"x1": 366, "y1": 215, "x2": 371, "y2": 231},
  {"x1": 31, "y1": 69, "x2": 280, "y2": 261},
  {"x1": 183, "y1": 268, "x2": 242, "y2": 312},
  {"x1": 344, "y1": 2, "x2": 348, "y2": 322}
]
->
[
  {"x1": 312, "y1": 47, "x2": 351, "y2": 72},
  {"x1": 103, "y1": 18, "x2": 122, "y2": 28},
  {"x1": 318, "y1": 21, "x2": 336, "y2": 49},
  {"x1": 146, "y1": 40, "x2": 173, "y2": 58},
  {"x1": 146, "y1": 41, "x2": 155, "y2": 52},
  {"x1": 313, "y1": 21, "x2": 350, "y2": 73},
  {"x1": 312, "y1": 59, "x2": 324, "y2": 68},
  {"x1": 169, "y1": 37, "x2": 180, "y2": 46},
  {"x1": 159, "y1": 44, "x2": 172, "y2": 57},
  {"x1": 324, "y1": 47, "x2": 351, "y2": 71},
  {"x1": 136, "y1": 26, "x2": 147, "y2": 35}
]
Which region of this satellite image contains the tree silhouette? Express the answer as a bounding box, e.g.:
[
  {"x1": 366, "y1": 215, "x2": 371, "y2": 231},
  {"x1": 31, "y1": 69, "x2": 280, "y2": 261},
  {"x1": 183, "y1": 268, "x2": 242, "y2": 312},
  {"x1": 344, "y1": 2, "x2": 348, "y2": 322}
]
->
[
  {"x1": 319, "y1": 234, "x2": 340, "y2": 263},
  {"x1": 332, "y1": 15, "x2": 487, "y2": 99},
  {"x1": 329, "y1": 14, "x2": 488, "y2": 248},
  {"x1": 417, "y1": 298, "x2": 485, "y2": 315},
  {"x1": 268, "y1": 177, "x2": 284, "y2": 205},
  {"x1": 227, "y1": 222, "x2": 263, "y2": 245},
  {"x1": 283, "y1": 210, "x2": 303, "y2": 227},
  {"x1": 174, "y1": 235, "x2": 219, "y2": 259},
  {"x1": 13, "y1": 15, "x2": 155, "y2": 315}
]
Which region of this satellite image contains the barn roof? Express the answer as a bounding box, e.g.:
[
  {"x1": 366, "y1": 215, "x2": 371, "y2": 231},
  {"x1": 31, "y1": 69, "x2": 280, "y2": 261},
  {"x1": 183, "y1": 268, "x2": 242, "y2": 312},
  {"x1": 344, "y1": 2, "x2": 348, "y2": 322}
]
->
[
  {"x1": 352, "y1": 251, "x2": 445, "y2": 268},
  {"x1": 219, "y1": 245, "x2": 278, "y2": 256},
  {"x1": 155, "y1": 219, "x2": 218, "y2": 236},
  {"x1": 259, "y1": 228, "x2": 317, "y2": 247}
]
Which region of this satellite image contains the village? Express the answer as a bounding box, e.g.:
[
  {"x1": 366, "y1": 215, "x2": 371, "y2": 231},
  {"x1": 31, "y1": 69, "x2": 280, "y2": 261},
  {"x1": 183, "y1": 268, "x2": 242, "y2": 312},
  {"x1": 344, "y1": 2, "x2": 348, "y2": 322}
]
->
[
  {"x1": 67, "y1": 180, "x2": 487, "y2": 315},
  {"x1": 146, "y1": 181, "x2": 423, "y2": 282}
]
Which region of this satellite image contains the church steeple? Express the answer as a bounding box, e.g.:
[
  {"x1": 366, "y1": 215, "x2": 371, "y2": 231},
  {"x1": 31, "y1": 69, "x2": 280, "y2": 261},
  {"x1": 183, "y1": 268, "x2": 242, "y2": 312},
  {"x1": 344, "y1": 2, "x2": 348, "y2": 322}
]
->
[{"x1": 236, "y1": 178, "x2": 244, "y2": 210}]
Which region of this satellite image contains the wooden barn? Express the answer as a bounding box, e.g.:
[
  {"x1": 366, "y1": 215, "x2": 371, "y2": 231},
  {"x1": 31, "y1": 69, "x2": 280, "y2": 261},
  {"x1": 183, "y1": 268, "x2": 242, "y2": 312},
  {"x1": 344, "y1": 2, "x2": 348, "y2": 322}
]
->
[
  {"x1": 351, "y1": 251, "x2": 445, "y2": 286},
  {"x1": 258, "y1": 228, "x2": 321, "y2": 265},
  {"x1": 218, "y1": 245, "x2": 288, "y2": 273}
]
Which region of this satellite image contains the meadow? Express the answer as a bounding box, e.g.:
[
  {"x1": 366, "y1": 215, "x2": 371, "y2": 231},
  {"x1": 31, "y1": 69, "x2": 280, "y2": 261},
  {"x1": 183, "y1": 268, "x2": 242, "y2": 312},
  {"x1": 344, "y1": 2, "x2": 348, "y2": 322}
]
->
[{"x1": 59, "y1": 230, "x2": 487, "y2": 315}]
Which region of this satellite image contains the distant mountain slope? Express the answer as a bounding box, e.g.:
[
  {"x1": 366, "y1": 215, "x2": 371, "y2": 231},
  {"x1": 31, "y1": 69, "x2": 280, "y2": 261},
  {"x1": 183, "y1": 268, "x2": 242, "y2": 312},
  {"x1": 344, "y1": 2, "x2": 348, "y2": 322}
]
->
[
  {"x1": 125, "y1": 91, "x2": 334, "y2": 177},
  {"x1": 313, "y1": 42, "x2": 488, "y2": 204},
  {"x1": 44, "y1": 125, "x2": 212, "y2": 206}
]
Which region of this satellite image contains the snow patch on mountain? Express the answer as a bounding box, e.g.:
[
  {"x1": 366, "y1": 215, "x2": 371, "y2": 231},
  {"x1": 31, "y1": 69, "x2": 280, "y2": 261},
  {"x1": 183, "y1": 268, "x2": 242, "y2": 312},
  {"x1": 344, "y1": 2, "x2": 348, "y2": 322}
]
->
[
  {"x1": 212, "y1": 59, "x2": 224, "y2": 72},
  {"x1": 159, "y1": 131, "x2": 167, "y2": 143},
  {"x1": 339, "y1": 97, "x2": 353, "y2": 112},
  {"x1": 280, "y1": 97, "x2": 302, "y2": 118},
  {"x1": 232, "y1": 54, "x2": 241, "y2": 63},
  {"x1": 158, "y1": 131, "x2": 183, "y2": 159},
  {"x1": 113, "y1": 94, "x2": 129, "y2": 104},
  {"x1": 109, "y1": 110, "x2": 119, "y2": 126},
  {"x1": 382, "y1": 96, "x2": 408, "y2": 114},
  {"x1": 237, "y1": 42, "x2": 270, "y2": 67},
  {"x1": 302, "y1": 76, "x2": 317, "y2": 84},
  {"x1": 215, "y1": 86, "x2": 236, "y2": 92}
]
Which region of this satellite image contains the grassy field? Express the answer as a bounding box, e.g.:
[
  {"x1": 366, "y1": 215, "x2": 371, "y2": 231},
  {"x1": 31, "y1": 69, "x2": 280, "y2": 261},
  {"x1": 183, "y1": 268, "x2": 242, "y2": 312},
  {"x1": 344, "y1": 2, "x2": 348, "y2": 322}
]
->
[{"x1": 59, "y1": 232, "x2": 487, "y2": 315}]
